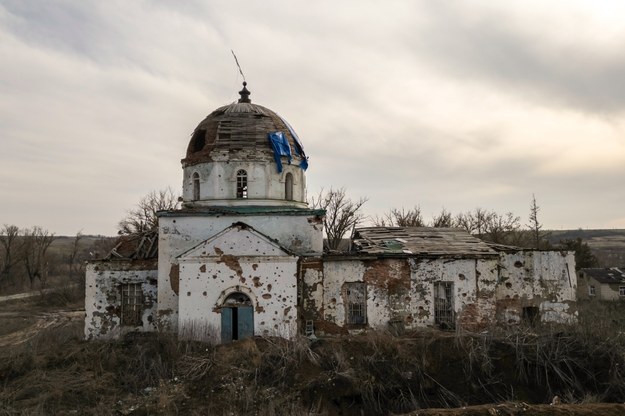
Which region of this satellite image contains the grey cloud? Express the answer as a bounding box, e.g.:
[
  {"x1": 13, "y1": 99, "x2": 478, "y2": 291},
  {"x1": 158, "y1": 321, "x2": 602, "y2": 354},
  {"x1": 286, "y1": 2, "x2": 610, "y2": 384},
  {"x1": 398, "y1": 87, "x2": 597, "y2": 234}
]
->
[{"x1": 411, "y1": 2, "x2": 625, "y2": 115}]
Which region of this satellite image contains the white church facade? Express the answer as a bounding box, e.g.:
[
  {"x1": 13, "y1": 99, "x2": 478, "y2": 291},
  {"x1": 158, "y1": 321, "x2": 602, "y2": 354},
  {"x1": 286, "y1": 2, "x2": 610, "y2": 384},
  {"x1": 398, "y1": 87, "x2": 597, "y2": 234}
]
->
[{"x1": 85, "y1": 84, "x2": 577, "y2": 342}]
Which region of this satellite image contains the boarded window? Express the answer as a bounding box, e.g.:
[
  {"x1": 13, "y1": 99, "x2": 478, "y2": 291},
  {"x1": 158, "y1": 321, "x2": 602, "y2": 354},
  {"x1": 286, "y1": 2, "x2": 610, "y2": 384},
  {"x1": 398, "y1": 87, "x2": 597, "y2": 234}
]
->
[
  {"x1": 236, "y1": 169, "x2": 248, "y2": 199},
  {"x1": 121, "y1": 283, "x2": 144, "y2": 327},
  {"x1": 192, "y1": 172, "x2": 200, "y2": 200},
  {"x1": 285, "y1": 172, "x2": 293, "y2": 200},
  {"x1": 434, "y1": 282, "x2": 454, "y2": 329},
  {"x1": 344, "y1": 282, "x2": 366, "y2": 325}
]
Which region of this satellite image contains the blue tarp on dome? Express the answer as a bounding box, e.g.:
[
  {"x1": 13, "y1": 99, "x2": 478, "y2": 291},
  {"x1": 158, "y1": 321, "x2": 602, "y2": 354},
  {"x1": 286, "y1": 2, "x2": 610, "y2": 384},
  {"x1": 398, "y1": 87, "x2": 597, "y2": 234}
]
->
[{"x1": 268, "y1": 132, "x2": 292, "y2": 173}]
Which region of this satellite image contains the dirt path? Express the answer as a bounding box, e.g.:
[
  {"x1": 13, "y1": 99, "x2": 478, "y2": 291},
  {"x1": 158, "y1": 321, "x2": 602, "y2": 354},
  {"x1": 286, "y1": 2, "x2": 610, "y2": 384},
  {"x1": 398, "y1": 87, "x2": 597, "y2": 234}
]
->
[
  {"x1": 0, "y1": 309, "x2": 83, "y2": 347},
  {"x1": 0, "y1": 284, "x2": 78, "y2": 304}
]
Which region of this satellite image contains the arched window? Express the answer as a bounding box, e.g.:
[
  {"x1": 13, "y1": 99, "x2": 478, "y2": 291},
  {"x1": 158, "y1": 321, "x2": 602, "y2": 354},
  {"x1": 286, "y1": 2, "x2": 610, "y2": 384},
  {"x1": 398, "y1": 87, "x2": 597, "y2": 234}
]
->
[
  {"x1": 236, "y1": 169, "x2": 248, "y2": 199},
  {"x1": 285, "y1": 172, "x2": 293, "y2": 200},
  {"x1": 192, "y1": 172, "x2": 200, "y2": 200}
]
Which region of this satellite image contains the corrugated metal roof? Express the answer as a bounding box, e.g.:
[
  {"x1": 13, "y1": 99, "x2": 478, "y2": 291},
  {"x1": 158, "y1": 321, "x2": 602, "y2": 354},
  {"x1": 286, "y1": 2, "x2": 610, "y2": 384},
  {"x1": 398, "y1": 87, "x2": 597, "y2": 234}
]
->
[{"x1": 352, "y1": 227, "x2": 497, "y2": 257}]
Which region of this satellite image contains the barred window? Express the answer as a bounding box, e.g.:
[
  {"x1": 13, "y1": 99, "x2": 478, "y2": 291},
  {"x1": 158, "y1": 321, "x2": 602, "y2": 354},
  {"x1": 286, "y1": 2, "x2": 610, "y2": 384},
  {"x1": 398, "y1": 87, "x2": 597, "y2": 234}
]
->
[
  {"x1": 344, "y1": 282, "x2": 366, "y2": 325},
  {"x1": 121, "y1": 283, "x2": 144, "y2": 326},
  {"x1": 236, "y1": 169, "x2": 248, "y2": 199}
]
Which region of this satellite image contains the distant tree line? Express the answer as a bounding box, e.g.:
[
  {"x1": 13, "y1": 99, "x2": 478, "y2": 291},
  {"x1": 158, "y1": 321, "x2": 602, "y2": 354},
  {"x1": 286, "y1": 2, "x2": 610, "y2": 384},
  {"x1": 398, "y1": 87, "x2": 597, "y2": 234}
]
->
[{"x1": 0, "y1": 225, "x2": 115, "y2": 294}]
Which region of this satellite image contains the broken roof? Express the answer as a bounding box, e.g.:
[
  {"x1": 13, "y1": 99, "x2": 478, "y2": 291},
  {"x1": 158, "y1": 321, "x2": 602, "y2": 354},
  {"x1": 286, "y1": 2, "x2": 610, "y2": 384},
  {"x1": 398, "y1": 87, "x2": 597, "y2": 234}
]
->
[
  {"x1": 104, "y1": 230, "x2": 158, "y2": 261},
  {"x1": 351, "y1": 227, "x2": 497, "y2": 257},
  {"x1": 580, "y1": 267, "x2": 625, "y2": 284},
  {"x1": 182, "y1": 84, "x2": 306, "y2": 168}
]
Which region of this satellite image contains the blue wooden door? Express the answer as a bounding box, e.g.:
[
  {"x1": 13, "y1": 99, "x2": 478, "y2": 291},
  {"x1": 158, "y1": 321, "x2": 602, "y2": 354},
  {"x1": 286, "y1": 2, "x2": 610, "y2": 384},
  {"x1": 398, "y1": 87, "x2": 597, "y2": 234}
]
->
[
  {"x1": 221, "y1": 307, "x2": 233, "y2": 343},
  {"x1": 237, "y1": 306, "x2": 254, "y2": 340}
]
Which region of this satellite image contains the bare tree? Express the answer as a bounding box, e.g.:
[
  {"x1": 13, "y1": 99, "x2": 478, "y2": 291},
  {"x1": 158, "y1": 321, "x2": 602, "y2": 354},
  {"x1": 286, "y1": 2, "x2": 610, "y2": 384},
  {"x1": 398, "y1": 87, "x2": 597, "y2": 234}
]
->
[
  {"x1": 310, "y1": 187, "x2": 368, "y2": 251},
  {"x1": 431, "y1": 208, "x2": 454, "y2": 228},
  {"x1": 67, "y1": 231, "x2": 85, "y2": 281},
  {"x1": 118, "y1": 188, "x2": 180, "y2": 235},
  {"x1": 455, "y1": 208, "x2": 521, "y2": 244},
  {"x1": 21, "y1": 226, "x2": 56, "y2": 288},
  {"x1": 372, "y1": 207, "x2": 425, "y2": 227},
  {"x1": 0, "y1": 224, "x2": 21, "y2": 287},
  {"x1": 528, "y1": 194, "x2": 544, "y2": 249},
  {"x1": 487, "y1": 211, "x2": 522, "y2": 244}
]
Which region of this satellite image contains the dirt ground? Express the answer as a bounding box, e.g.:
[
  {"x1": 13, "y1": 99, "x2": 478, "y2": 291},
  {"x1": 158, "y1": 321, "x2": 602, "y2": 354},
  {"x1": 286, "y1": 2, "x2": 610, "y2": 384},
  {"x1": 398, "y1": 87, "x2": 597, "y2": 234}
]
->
[{"x1": 0, "y1": 294, "x2": 83, "y2": 347}]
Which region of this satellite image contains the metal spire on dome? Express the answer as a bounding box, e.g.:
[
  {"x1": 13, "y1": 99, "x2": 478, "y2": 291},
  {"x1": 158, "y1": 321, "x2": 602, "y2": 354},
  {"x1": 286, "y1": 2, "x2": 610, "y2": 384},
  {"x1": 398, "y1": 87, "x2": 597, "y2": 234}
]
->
[
  {"x1": 238, "y1": 82, "x2": 251, "y2": 103},
  {"x1": 231, "y1": 50, "x2": 251, "y2": 103}
]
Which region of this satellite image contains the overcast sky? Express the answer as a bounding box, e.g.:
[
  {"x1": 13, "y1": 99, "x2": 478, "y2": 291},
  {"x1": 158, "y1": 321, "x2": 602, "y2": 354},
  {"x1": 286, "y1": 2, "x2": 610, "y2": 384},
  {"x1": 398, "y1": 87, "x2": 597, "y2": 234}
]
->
[{"x1": 2, "y1": 0, "x2": 625, "y2": 236}]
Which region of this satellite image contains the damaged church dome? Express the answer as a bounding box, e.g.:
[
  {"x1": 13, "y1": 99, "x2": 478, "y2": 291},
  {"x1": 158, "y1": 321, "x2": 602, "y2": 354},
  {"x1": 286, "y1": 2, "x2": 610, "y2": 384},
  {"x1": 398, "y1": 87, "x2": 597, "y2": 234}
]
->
[{"x1": 180, "y1": 82, "x2": 309, "y2": 208}]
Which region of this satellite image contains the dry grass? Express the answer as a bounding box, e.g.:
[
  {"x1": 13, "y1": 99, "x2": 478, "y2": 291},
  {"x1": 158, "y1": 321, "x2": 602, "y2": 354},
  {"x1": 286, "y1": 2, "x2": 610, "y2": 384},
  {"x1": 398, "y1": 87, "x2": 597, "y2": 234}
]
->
[{"x1": 2, "y1": 301, "x2": 625, "y2": 414}]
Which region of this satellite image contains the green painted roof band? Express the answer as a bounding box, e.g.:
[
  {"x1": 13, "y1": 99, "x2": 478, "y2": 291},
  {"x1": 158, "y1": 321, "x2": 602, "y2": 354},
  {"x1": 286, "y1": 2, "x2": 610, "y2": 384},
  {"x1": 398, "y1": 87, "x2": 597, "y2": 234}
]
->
[{"x1": 157, "y1": 206, "x2": 325, "y2": 217}]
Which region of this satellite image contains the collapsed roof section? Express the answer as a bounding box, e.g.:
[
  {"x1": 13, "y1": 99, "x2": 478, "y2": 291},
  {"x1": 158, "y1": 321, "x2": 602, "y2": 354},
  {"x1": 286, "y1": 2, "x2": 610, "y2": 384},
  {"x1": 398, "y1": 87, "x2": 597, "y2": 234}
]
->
[
  {"x1": 104, "y1": 230, "x2": 158, "y2": 261},
  {"x1": 351, "y1": 227, "x2": 498, "y2": 258}
]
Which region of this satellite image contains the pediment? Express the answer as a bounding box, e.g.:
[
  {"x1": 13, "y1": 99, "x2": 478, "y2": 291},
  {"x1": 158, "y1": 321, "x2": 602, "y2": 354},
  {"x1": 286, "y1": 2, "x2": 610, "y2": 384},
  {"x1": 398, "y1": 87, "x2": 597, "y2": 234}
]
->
[{"x1": 178, "y1": 222, "x2": 293, "y2": 259}]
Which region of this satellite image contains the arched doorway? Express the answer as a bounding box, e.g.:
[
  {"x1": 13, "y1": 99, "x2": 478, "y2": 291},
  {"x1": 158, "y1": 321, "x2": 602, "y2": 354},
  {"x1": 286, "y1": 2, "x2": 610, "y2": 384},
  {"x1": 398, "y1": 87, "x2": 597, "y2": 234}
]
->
[{"x1": 221, "y1": 292, "x2": 254, "y2": 342}]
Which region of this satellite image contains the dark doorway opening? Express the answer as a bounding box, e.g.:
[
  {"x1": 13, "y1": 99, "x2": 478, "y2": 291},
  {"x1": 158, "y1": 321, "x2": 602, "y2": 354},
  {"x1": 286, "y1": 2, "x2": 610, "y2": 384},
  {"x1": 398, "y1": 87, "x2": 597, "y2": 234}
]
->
[
  {"x1": 522, "y1": 306, "x2": 540, "y2": 326},
  {"x1": 221, "y1": 292, "x2": 253, "y2": 343}
]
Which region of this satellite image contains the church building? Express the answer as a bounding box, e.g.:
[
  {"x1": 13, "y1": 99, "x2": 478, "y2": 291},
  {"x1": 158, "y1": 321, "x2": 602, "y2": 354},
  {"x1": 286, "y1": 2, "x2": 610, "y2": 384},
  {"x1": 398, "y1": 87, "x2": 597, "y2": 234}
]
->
[{"x1": 85, "y1": 84, "x2": 577, "y2": 342}]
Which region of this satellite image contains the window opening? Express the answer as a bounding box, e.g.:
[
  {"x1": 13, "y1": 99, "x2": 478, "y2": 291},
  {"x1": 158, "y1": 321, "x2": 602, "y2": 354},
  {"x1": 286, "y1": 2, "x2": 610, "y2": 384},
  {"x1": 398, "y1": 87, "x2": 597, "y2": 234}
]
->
[
  {"x1": 589, "y1": 285, "x2": 596, "y2": 296},
  {"x1": 344, "y1": 282, "x2": 366, "y2": 325},
  {"x1": 522, "y1": 306, "x2": 540, "y2": 326},
  {"x1": 192, "y1": 172, "x2": 200, "y2": 200},
  {"x1": 236, "y1": 169, "x2": 248, "y2": 199},
  {"x1": 434, "y1": 282, "x2": 454, "y2": 330},
  {"x1": 285, "y1": 172, "x2": 293, "y2": 200},
  {"x1": 620, "y1": 286, "x2": 625, "y2": 297},
  {"x1": 192, "y1": 129, "x2": 206, "y2": 152},
  {"x1": 121, "y1": 283, "x2": 143, "y2": 326}
]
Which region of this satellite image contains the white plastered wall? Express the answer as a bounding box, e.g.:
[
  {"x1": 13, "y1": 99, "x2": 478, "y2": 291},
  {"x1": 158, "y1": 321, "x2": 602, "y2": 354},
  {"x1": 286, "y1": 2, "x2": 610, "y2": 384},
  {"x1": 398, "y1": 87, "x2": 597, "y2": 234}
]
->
[
  {"x1": 182, "y1": 161, "x2": 306, "y2": 206},
  {"x1": 84, "y1": 261, "x2": 157, "y2": 340},
  {"x1": 495, "y1": 250, "x2": 577, "y2": 324},
  {"x1": 176, "y1": 226, "x2": 298, "y2": 342},
  {"x1": 157, "y1": 213, "x2": 323, "y2": 331}
]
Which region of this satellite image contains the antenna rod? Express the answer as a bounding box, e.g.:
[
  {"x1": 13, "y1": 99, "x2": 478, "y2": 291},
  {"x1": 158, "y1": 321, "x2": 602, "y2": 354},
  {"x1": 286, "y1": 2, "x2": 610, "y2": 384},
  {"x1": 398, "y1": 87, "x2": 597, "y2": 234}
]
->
[{"x1": 231, "y1": 50, "x2": 246, "y2": 83}]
